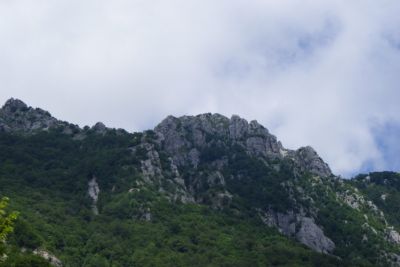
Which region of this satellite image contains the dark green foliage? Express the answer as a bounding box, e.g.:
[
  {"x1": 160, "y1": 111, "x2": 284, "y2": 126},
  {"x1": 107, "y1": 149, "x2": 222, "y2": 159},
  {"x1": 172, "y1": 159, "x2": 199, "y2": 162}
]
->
[
  {"x1": 224, "y1": 148, "x2": 295, "y2": 212},
  {"x1": 197, "y1": 142, "x2": 295, "y2": 212},
  {"x1": 0, "y1": 128, "x2": 397, "y2": 266},
  {"x1": 200, "y1": 144, "x2": 228, "y2": 162},
  {"x1": 82, "y1": 200, "x2": 342, "y2": 267},
  {"x1": 0, "y1": 197, "x2": 49, "y2": 267},
  {"x1": 1, "y1": 253, "x2": 52, "y2": 267},
  {"x1": 294, "y1": 174, "x2": 399, "y2": 266},
  {"x1": 11, "y1": 219, "x2": 42, "y2": 249},
  {"x1": 0, "y1": 130, "x2": 339, "y2": 266},
  {"x1": 352, "y1": 172, "x2": 400, "y2": 227}
]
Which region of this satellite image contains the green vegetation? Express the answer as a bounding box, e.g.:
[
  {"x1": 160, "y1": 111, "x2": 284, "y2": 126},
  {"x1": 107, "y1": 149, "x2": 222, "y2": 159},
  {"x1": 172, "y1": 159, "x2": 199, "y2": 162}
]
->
[
  {"x1": 0, "y1": 128, "x2": 398, "y2": 266},
  {"x1": 0, "y1": 197, "x2": 50, "y2": 267},
  {"x1": 352, "y1": 172, "x2": 400, "y2": 227},
  {"x1": 0, "y1": 197, "x2": 18, "y2": 257},
  {"x1": 0, "y1": 197, "x2": 18, "y2": 240},
  {"x1": 0, "y1": 130, "x2": 341, "y2": 266}
]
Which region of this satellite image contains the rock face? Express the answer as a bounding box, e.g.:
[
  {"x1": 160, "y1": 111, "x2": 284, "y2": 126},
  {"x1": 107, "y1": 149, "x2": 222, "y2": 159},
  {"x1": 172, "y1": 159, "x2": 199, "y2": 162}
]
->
[
  {"x1": 130, "y1": 140, "x2": 195, "y2": 204},
  {"x1": 387, "y1": 228, "x2": 400, "y2": 244},
  {"x1": 296, "y1": 217, "x2": 335, "y2": 254},
  {"x1": 88, "y1": 176, "x2": 100, "y2": 215},
  {"x1": 293, "y1": 146, "x2": 332, "y2": 177},
  {"x1": 33, "y1": 249, "x2": 62, "y2": 267},
  {"x1": 154, "y1": 113, "x2": 284, "y2": 163},
  {"x1": 0, "y1": 98, "x2": 75, "y2": 134},
  {"x1": 154, "y1": 114, "x2": 230, "y2": 166},
  {"x1": 154, "y1": 114, "x2": 331, "y2": 177},
  {"x1": 260, "y1": 210, "x2": 335, "y2": 254}
]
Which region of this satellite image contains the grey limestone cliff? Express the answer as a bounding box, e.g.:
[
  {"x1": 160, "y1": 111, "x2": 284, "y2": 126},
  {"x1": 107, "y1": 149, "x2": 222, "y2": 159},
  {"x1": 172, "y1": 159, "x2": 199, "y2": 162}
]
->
[
  {"x1": 154, "y1": 113, "x2": 332, "y2": 178},
  {"x1": 0, "y1": 98, "x2": 76, "y2": 134},
  {"x1": 260, "y1": 210, "x2": 335, "y2": 254}
]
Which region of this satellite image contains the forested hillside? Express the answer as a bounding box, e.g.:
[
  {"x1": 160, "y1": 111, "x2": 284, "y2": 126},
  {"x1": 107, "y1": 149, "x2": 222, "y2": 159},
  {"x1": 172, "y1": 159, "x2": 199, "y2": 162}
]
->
[{"x1": 0, "y1": 99, "x2": 399, "y2": 266}]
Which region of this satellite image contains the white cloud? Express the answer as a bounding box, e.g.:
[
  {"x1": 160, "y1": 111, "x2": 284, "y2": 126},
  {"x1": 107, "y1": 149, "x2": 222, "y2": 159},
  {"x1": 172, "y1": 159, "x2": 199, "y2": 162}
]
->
[{"x1": 1, "y1": 0, "x2": 400, "y2": 176}]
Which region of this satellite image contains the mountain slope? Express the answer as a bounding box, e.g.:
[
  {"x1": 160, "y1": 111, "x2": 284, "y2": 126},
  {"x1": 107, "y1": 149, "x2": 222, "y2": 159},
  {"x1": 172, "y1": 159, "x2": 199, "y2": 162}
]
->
[{"x1": 0, "y1": 98, "x2": 399, "y2": 266}]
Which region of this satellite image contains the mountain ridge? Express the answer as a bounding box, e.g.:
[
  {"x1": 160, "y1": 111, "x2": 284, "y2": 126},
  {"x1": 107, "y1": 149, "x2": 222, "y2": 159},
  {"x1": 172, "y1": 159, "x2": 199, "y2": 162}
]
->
[
  {"x1": 0, "y1": 97, "x2": 400, "y2": 266},
  {"x1": 0, "y1": 98, "x2": 332, "y2": 178}
]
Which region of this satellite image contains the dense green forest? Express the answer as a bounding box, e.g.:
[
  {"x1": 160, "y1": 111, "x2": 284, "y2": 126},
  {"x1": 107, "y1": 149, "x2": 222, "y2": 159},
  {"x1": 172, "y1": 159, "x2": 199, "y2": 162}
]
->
[
  {"x1": 0, "y1": 130, "x2": 344, "y2": 266},
  {"x1": 1, "y1": 101, "x2": 400, "y2": 266}
]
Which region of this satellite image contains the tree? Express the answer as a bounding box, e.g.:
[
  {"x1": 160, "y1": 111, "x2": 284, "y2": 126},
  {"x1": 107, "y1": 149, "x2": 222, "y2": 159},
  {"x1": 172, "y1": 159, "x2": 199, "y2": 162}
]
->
[{"x1": 0, "y1": 197, "x2": 19, "y2": 256}]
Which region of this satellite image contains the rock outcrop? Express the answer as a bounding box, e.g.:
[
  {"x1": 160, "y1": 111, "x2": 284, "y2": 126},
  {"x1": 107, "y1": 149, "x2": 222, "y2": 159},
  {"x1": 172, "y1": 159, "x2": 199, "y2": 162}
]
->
[
  {"x1": 0, "y1": 98, "x2": 76, "y2": 134},
  {"x1": 88, "y1": 176, "x2": 100, "y2": 215},
  {"x1": 33, "y1": 249, "x2": 62, "y2": 267},
  {"x1": 387, "y1": 228, "x2": 400, "y2": 244},
  {"x1": 260, "y1": 210, "x2": 335, "y2": 254},
  {"x1": 155, "y1": 114, "x2": 331, "y2": 178},
  {"x1": 292, "y1": 146, "x2": 332, "y2": 177},
  {"x1": 91, "y1": 122, "x2": 108, "y2": 135}
]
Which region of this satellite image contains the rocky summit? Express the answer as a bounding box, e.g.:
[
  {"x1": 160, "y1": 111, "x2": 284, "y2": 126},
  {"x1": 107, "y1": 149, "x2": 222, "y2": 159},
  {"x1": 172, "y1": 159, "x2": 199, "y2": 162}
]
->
[
  {"x1": 0, "y1": 98, "x2": 400, "y2": 266},
  {"x1": 0, "y1": 98, "x2": 75, "y2": 134}
]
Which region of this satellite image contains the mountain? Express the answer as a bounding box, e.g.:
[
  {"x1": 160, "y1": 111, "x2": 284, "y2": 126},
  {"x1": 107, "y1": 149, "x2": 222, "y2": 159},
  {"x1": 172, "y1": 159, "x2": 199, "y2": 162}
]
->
[{"x1": 0, "y1": 98, "x2": 400, "y2": 266}]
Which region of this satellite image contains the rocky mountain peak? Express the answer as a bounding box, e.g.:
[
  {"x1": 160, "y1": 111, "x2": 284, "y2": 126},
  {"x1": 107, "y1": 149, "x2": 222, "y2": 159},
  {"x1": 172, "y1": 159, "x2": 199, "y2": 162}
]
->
[
  {"x1": 229, "y1": 115, "x2": 249, "y2": 139},
  {"x1": 91, "y1": 122, "x2": 108, "y2": 134},
  {"x1": 2, "y1": 98, "x2": 29, "y2": 112},
  {"x1": 154, "y1": 113, "x2": 332, "y2": 177},
  {"x1": 293, "y1": 146, "x2": 332, "y2": 177},
  {"x1": 155, "y1": 113, "x2": 278, "y2": 145},
  {"x1": 149, "y1": 113, "x2": 335, "y2": 253},
  {"x1": 154, "y1": 113, "x2": 284, "y2": 166},
  {"x1": 0, "y1": 98, "x2": 332, "y2": 178},
  {"x1": 229, "y1": 115, "x2": 270, "y2": 139},
  {"x1": 0, "y1": 98, "x2": 74, "y2": 134}
]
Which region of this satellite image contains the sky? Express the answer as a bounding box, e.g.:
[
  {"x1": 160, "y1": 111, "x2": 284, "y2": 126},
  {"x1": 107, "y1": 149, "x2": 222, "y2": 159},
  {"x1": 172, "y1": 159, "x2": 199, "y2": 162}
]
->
[{"x1": 1, "y1": 0, "x2": 400, "y2": 177}]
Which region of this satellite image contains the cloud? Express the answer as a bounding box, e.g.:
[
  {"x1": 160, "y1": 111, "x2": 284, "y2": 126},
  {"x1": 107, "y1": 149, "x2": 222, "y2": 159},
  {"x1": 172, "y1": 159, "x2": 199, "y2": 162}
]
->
[{"x1": 0, "y1": 0, "x2": 400, "y2": 176}]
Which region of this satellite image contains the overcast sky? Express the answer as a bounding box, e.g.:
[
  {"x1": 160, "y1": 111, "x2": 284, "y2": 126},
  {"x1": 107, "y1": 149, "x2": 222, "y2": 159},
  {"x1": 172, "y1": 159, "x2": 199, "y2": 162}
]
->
[{"x1": 1, "y1": 0, "x2": 400, "y2": 177}]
